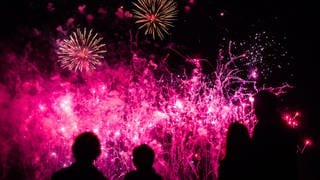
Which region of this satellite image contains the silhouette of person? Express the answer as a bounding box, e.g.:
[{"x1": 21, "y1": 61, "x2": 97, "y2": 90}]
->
[
  {"x1": 218, "y1": 122, "x2": 251, "y2": 180},
  {"x1": 52, "y1": 132, "x2": 107, "y2": 180},
  {"x1": 124, "y1": 144, "x2": 162, "y2": 180},
  {"x1": 251, "y1": 90, "x2": 298, "y2": 180}
]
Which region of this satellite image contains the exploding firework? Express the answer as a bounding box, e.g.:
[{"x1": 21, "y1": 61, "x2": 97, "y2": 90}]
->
[
  {"x1": 132, "y1": 0, "x2": 178, "y2": 40},
  {"x1": 56, "y1": 28, "x2": 106, "y2": 72},
  {"x1": 1, "y1": 35, "x2": 298, "y2": 180}
]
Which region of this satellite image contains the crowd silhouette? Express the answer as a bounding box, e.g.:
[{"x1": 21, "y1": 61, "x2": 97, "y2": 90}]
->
[
  {"x1": 51, "y1": 90, "x2": 299, "y2": 180},
  {"x1": 218, "y1": 122, "x2": 251, "y2": 180},
  {"x1": 251, "y1": 90, "x2": 298, "y2": 180},
  {"x1": 52, "y1": 132, "x2": 107, "y2": 180},
  {"x1": 124, "y1": 144, "x2": 162, "y2": 180}
]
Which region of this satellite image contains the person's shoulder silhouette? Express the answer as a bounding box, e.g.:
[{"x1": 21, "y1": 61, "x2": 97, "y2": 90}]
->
[
  {"x1": 253, "y1": 90, "x2": 297, "y2": 141},
  {"x1": 51, "y1": 132, "x2": 107, "y2": 180},
  {"x1": 253, "y1": 90, "x2": 280, "y2": 125},
  {"x1": 252, "y1": 90, "x2": 298, "y2": 180},
  {"x1": 218, "y1": 122, "x2": 251, "y2": 180},
  {"x1": 124, "y1": 144, "x2": 162, "y2": 180}
]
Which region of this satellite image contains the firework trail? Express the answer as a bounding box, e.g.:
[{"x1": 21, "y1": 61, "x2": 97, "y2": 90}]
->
[
  {"x1": 56, "y1": 28, "x2": 106, "y2": 72},
  {"x1": 132, "y1": 0, "x2": 178, "y2": 40},
  {"x1": 0, "y1": 32, "x2": 302, "y2": 180}
]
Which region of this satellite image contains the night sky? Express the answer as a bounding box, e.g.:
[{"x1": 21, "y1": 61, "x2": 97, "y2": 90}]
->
[
  {"x1": 0, "y1": 0, "x2": 319, "y2": 179},
  {"x1": 2, "y1": 0, "x2": 317, "y2": 139}
]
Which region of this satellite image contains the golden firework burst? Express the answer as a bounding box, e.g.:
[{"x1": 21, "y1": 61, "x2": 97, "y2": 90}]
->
[
  {"x1": 56, "y1": 28, "x2": 106, "y2": 72},
  {"x1": 132, "y1": 0, "x2": 178, "y2": 40}
]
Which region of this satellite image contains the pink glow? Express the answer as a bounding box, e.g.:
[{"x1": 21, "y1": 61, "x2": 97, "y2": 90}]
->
[
  {"x1": 300, "y1": 138, "x2": 313, "y2": 154},
  {"x1": 38, "y1": 104, "x2": 46, "y2": 111},
  {"x1": 78, "y1": 4, "x2": 86, "y2": 14},
  {"x1": 304, "y1": 139, "x2": 312, "y2": 146},
  {"x1": 250, "y1": 69, "x2": 258, "y2": 79},
  {"x1": 189, "y1": 0, "x2": 196, "y2": 5},
  {"x1": 175, "y1": 99, "x2": 184, "y2": 109},
  {"x1": 184, "y1": 5, "x2": 191, "y2": 13},
  {"x1": 98, "y1": 7, "x2": 107, "y2": 16},
  {"x1": 47, "y1": 2, "x2": 55, "y2": 12},
  {"x1": 241, "y1": 53, "x2": 247, "y2": 58},
  {"x1": 56, "y1": 25, "x2": 66, "y2": 35},
  {"x1": 66, "y1": 17, "x2": 75, "y2": 27},
  {"x1": 283, "y1": 111, "x2": 300, "y2": 128},
  {"x1": 86, "y1": 14, "x2": 94, "y2": 23},
  {"x1": 115, "y1": 6, "x2": 132, "y2": 19},
  {"x1": 147, "y1": 14, "x2": 157, "y2": 23},
  {"x1": 58, "y1": 95, "x2": 73, "y2": 115},
  {"x1": 0, "y1": 38, "x2": 297, "y2": 179}
]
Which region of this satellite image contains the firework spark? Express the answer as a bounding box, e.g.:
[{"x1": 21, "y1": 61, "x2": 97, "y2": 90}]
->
[
  {"x1": 1, "y1": 37, "x2": 299, "y2": 180},
  {"x1": 132, "y1": 0, "x2": 178, "y2": 40},
  {"x1": 56, "y1": 28, "x2": 106, "y2": 72},
  {"x1": 283, "y1": 111, "x2": 300, "y2": 128}
]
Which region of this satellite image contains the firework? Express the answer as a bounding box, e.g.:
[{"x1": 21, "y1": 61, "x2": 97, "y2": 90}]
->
[
  {"x1": 298, "y1": 138, "x2": 313, "y2": 154},
  {"x1": 2, "y1": 37, "x2": 299, "y2": 180},
  {"x1": 283, "y1": 111, "x2": 300, "y2": 128},
  {"x1": 132, "y1": 0, "x2": 178, "y2": 40},
  {"x1": 56, "y1": 28, "x2": 106, "y2": 72}
]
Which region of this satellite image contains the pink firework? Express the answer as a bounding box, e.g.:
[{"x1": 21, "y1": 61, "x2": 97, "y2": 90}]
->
[
  {"x1": 1, "y1": 39, "x2": 296, "y2": 180},
  {"x1": 283, "y1": 111, "x2": 301, "y2": 128},
  {"x1": 56, "y1": 28, "x2": 106, "y2": 72}
]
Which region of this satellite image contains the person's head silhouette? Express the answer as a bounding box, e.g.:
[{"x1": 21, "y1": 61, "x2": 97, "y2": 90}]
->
[
  {"x1": 72, "y1": 132, "x2": 101, "y2": 164},
  {"x1": 225, "y1": 122, "x2": 250, "y2": 158},
  {"x1": 132, "y1": 144, "x2": 155, "y2": 170},
  {"x1": 254, "y1": 90, "x2": 279, "y2": 123}
]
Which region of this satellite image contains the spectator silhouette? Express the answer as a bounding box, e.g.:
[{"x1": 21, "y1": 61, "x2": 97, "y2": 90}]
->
[
  {"x1": 124, "y1": 144, "x2": 162, "y2": 180},
  {"x1": 52, "y1": 132, "x2": 107, "y2": 180},
  {"x1": 252, "y1": 90, "x2": 298, "y2": 180},
  {"x1": 218, "y1": 122, "x2": 251, "y2": 180}
]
